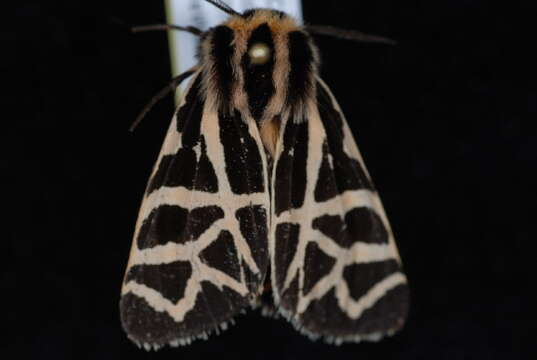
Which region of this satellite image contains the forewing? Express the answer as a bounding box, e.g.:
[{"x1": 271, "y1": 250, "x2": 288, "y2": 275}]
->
[
  {"x1": 120, "y1": 74, "x2": 270, "y2": 348},
  {"x1": 271, "y1": 78, "x2": 409, "y2": 343}
]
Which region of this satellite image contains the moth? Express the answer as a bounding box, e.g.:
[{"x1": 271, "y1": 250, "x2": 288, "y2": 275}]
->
[{"x1": 121, "y1": 0, "x2": 409, "y2": 350}]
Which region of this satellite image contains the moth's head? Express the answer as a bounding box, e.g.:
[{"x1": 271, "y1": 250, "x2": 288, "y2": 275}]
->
[
  {"x1": 200, "y1": 8, "x2": 320, "y2": 122},
  {"x1": 129, "y1": 0, "x2": 396, "y2": 133}
]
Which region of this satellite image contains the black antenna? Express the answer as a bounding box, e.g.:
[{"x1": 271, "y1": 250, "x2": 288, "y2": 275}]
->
[
  {"x1": 306, "y1": 25, "x2": 397, "y2": 45},
  {"x1": 131, "y1": 24, "x2": 202, "y2": 36},
  {"x1": 204, "y1": 0, "x2": 241, "y2": 16},
  {"x1": 129, "y1": 69, "x2": 197, "y2": 132}
]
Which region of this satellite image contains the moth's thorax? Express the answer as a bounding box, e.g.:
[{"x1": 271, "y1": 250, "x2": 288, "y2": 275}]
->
[
  {"x1": 200, "y1": 9, "x2": 320, "y2": 143},
  {"x1": 224, "y1": 9, "x2": 298, "y2": 34}
]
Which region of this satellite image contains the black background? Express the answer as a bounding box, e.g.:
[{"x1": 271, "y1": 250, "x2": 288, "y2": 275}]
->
[{"x1": 5, "y1": 1, "x2": 535, "y2": 359}]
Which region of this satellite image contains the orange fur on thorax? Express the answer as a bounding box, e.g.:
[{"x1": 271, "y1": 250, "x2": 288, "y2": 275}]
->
[
  {"x1": 224, "y1": 10, "x2": 299, "y2": 36},
  {"x1": 259, "y1": 115, "x2": 282, "y2": 156}
]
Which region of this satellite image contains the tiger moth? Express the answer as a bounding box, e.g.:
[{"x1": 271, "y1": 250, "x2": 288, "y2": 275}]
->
[{"x1": 120, "y1": 0, "x2": 409, "y2": 350}]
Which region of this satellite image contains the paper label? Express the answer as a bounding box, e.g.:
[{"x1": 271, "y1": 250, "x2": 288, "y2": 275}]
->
[{"x1": 164, "y1": 0, "x2": 303, "y2": 99}]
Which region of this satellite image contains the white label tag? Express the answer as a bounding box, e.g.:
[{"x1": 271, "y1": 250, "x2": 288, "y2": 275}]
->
[{"x1": 164, "y1": 0, "x2": 303, "y2": 100}]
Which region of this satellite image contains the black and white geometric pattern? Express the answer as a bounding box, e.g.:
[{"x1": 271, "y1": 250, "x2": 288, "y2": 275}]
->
[
  {"x1": 271, "y1": 79, "x2": 408, "y2": 343},
  {"x1": 121, "y1": 75, "x2": 271, "y2": 349},
  {"x1": 120, "y1": 6, "x2": 408, "y2": 349}
]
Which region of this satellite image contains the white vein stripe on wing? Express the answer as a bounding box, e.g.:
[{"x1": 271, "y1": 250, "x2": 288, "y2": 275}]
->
[{"x1": 336, "y1": 272, "x2": 407, "y2": 320}]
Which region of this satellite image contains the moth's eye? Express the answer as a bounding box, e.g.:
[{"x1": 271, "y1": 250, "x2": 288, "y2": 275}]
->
[{"x1": 248, "y1": 42, "x2": 271, "y2": 65}]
